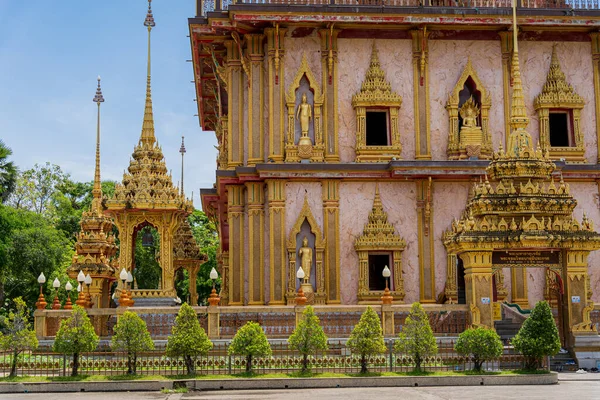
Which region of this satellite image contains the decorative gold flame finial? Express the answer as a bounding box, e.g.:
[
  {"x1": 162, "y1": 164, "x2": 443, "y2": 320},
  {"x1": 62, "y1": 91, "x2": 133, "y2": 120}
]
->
[
  {"x1": 179, "y1": 135, "x2": 186, "y2": 196},
  {"x1": 140, "y1": 0, "x2": 156, "y2": 146},
  {"x1": 92, "y1": 76, "x2": 104, "y2": 213}
]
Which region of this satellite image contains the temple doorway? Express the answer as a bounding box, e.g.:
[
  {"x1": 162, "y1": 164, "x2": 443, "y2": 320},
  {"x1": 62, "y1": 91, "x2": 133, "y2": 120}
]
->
[{"x1": 132, "y1": 224, "x2": 162, "y2": 290}]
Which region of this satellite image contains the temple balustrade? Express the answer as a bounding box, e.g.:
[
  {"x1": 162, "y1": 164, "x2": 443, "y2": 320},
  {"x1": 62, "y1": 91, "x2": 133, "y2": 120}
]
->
[
  {"x1": 199, "y1": 0, "x2": 600, "y2": 14},
  {"x1": 34, "y1": 304, "x2": 471, "y2": 340}
]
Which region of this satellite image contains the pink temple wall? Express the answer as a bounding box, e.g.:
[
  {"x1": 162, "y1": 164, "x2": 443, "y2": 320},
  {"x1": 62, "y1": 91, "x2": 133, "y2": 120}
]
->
[
  {"x1": 337, "y1": 39, "x2": 414, "y2": 162},
  {"x1": 520, "y1": 41, "x2": 596, "y2": 162},
  {"x1": 285, "y1": 182, "x2": 324, "y2": 238},
  {"x1": 432, "y1": 182, "x2": 471, "y2": 297},
  {"x1": 284, "y1": 35, "x2": 322, "y2": 101},
  {"x1": 339, "y1": 182, "x2": 419, "y2": 304},
  {"x1": 429, "y1": 40, "x2": 505, "y2": 159}
]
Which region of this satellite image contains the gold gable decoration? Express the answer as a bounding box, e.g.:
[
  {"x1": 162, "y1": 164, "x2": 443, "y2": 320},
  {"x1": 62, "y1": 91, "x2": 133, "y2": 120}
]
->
[
  {"x1": 352, "y1": 44, "x2": 403, "y2": 163},
  {"x1": 446, "y1": 58, "x2": 492, "y2": 160},
  {"x1": 355, "y1": 186, "x2": 406, "y2": 303},
  {"x1": 534, "y1": 45, "x2": 586, "y2": 163},
  {"x1": 284, "y1": 54, "x2": 324, "y2": 162},
  {"x1": 286, "y1": 197, "x2": 326, "y2": 305}
]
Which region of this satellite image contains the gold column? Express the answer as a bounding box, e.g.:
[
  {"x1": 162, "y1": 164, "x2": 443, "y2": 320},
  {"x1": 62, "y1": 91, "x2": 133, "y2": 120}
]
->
[
  {"x1": 411, "y1": 29, "x2": 431, "y2": 159},
  {"x1": 219, "y1": 251, "x2": 229, "y2": 305},
  {"x1": 564, "y1": 250, "x2": 592, "y2": 337},
  {"x1": 444, "y1": 253, "x2": 458, "y2": 303},
  {"x1": 590, "y1": 33, "x2": 600, "y2": 163},
  {"x1": 460, "y1": 251, "x2": 494, "y2": 328},
  {"x1": 322, "y1": 180, "x2": 340, "y2": 303},
  {"x1": 247, "y1": 34, "x2": 265, "y2": 166},
  {"x1": 417, "y1": 179, "x2": 435, "y2": 302},
  {"x1": 265, "y1": 27, "x2": 287, "y2": 162},
  {"x1": 499, "y1": 31, "x2": 513, "y2": 148},
  {"x1": 511, "y1": 268, "x2": 529, "y2": 308},
  {"x1": 227, "y1": 185, "x2": 245, "y2": 305},
  {"x1": 225, "y1": 40, "x2": 244, "y2": 167},
  {"x1": 318, "y1": 28, "x2": 340, "y2": 162},
  {"x1": 246, "y1": 182, "x2": 265, "y2": 305},
  {"x1": 267, "y1": 179, "x2": 287, "y2": 305}
]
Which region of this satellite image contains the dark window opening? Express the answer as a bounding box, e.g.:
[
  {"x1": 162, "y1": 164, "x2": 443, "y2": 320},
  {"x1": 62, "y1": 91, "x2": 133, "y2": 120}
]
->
[
  {"x1": 368, "y1": 253, "x2": 391, "y2": 291},
  {"x1": 366, "y1": 111, "x2": 389, "y2": 146},
  {"x1": 549, "y1": 112, "x2": 572, "y2": 147},
  {"x1": 457, "y1": 258, "x2": 466, "y2": 305}
]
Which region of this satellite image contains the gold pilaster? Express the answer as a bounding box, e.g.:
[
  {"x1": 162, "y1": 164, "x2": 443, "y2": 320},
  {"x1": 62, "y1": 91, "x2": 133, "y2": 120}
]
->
[
  {"x1": 225, "y1": 40, "x2": 244, "y2": 167},
  {"x1": 499, "y1": 31, "x2": 513, "y2": 149},
  {"x1": 417, "y1": 179, "x2": 435, "y2": 303},
  {"x1": 444, "y1": 253, "x2": 458, "y2": 303},
  {"x1": 219, "y1": 251, "x2": 229, "y2": 305},
  {"x1": 318, "y1": 28, "x2": 340, "y2": 162},
  {"x1": 246, "y1": 182, "x2": 265, "y2": 305},
  {"x1": 564, "y1": 250, "x2": 594, "y2": 336},
  {"x1": 411, "y1": 29, "x2": 431, "y2": 159},
  {"x1": 322, "y1": 180, "x2": 340, "y2": 303},
  {"x1": 247, "y1": 34, "x2": 265, "y2": 166},
  {"x1": 265, "y1": 27, "x2": 287, "y2": 162},
  {"x1": 591, "y1": 33, "x2": 600, "y2": 163},
  {"x1": 227, "y1": 185, "x2": 245, "y2": 305},
  {"x1": 460, "y1": 251, "x2": 494, "y2": 329},
  {"x1": 267, "y1": 179, "x2": 287, "y2": 305}
]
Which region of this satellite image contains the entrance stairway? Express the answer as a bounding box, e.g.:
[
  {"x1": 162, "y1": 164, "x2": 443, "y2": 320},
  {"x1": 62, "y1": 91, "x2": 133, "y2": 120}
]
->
[
  {"x1": 550, "y1": 351, "x2": 578, "y2": 372},
  {"x1": 494, "y1": 318, "x2": 522, "y2": 344}
]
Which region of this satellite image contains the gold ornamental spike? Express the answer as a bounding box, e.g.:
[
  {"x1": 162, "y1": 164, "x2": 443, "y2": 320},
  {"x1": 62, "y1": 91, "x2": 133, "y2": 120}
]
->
[
  {"x1": 92, "y1": 76, "x2": 105, "y2": 215},
  {"x1": 140, "y1": 0, "x2": 156, "y2": 146}
]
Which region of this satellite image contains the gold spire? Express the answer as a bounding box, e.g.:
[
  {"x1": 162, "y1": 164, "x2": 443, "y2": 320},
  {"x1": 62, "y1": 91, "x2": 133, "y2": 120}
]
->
[
  {"x1": 506, "y1": 0, "x2": 533, "y2": 157},
  {"x1": 179, "y1": 135, "x2": 186, "y2": 196},
  {"x1": 92, "y1": 75, "x2": 105, "y2": 215},
  {"x1": 140, "y1": 0, "x2": 156, "y2": 146}
]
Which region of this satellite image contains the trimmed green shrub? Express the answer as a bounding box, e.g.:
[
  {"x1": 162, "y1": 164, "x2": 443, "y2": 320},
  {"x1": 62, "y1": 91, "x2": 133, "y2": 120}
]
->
[
  {"x1": 455, "y1": 327, "x2": 503, "y2": 372},
  {"x1": 0, "y1": 297, "x2": 38, "y2": 377},
  {"x1": 512, "y1": 301, "x2": 560, "y2": 370},
  {"x1": 395, "y1": 302, "x2": 437, "y2": 372},
  {"x1": 53, "y1": 305, "x2": 99, "y2": 376},
  {"x1": 228, "y1": 321, "x2": 272, "y2": 373},
  {"x1": 288, "y1": 305, "x2": 328, "y2": 373},
  {"x1": 166, "y1": 303, "x2": 213, "y2": 375},
  {"x1": 111, "y1": 311, "x2": 155, "y2": 374},
  {"x1": 347, "y1": 306, "x2": 386, "y2": 374}
]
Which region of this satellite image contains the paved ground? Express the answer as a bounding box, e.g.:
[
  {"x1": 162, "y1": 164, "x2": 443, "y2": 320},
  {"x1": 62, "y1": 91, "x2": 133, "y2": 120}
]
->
[{"x1": 1, "y1": 380, "x2": 600, "y2": 400}]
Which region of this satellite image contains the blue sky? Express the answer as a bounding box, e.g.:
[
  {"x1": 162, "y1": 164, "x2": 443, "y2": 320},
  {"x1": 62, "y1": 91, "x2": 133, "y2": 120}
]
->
[{"x1": 0, "y1": 1, "x2": 217, "y2": 200}]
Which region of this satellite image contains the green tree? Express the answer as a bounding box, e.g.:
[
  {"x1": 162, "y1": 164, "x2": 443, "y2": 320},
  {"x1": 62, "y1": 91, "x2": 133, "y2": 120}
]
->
[
  {"x1": 166, "y1": 303, "x2": 213, "y2": 375},
  {"x1": 111, "y1": 311, "x2": 155, "y2": 374},
  {"x1": 188, "y1": 210, "x2": 219, "y2": 304},
  {"x1": 512, "y1": 301, "x2": 560, "y2": 370},
  {"x1": 228, "y1": 321, "x2": 272, "y2": 373},
  {"x1": 53, "y1": 305, "x2": 99, "y2": 376},
  {"x1": 455, "y1": 327, "x2": 503, "y2": 372},
  {"x1": 0, "y1": 140, "x2": 17, "y2": 203},
  {"x1": 133, "y1": 226, "x2": 161, "y2": 290},
  {"x1": 0, "y1": 297, "x2": 38, "y2": 377},
  {"x1": 394, "y1": 302, "x2": 437, "y2": 372},
  {"x1": 8, "y1": 163, "x2": 67, "y2": 217},
  {"x1": 347, "y1": 306, "x2": 386, "y2": 374},
  {"x1": 288, "y1": 305, "x2": 328, "y2": 373}
]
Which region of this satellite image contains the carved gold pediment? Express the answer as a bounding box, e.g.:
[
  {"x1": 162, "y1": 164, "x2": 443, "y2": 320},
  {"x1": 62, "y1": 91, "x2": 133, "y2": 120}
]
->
[
  {"x1": 285, "y1": 54, "x2": 323, "y2": 105},
  {"x1": 352, "y1": 45, "x2": 402, "y2": 108}
]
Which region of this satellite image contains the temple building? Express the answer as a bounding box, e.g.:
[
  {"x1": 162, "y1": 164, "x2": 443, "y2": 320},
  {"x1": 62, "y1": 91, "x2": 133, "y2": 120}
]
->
[{"x1": 190, "y1": 0, "x2": 600, "y2": 359}]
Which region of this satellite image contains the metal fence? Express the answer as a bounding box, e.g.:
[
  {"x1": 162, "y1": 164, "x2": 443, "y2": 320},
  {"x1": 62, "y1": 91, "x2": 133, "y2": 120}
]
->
[{"x1": 0, "y1": 340, "x2": 528, "y2": 378}]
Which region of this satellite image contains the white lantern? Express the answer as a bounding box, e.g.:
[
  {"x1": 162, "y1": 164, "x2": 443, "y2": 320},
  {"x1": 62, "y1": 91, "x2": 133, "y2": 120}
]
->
[
  {"x1": 382, "y1": 265, "x2": 391, "y2": 278},
  {"x1": 210, "y1": 267, "x2": 218, "y2": 280},
  {"x1": 37, "y1": 272, "x2": 46, "y2": 284},
  {"x1": 84, "y1": 274, "x2": 92, "y2": 285},
  {"x1": 296, "y1": 266, "x2": 305, "y2": 280},
  {"x1": 119, "y1": 268, "x2": 128, "y2": 281},
  {"x1": 52, "y1": 278, "x2": 60, "y2": 289},
  {"x1": 77, "y1": 270, "x2": 85, "y2": 283},
  {"x1": 65, "y1": 282, "x2": 73, "y2": 291}
]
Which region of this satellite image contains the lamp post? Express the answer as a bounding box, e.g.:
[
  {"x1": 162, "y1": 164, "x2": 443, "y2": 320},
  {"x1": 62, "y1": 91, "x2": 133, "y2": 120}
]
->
[
  {"x1": 52, "y1": 278, "x2": 61, "y2": 309},
  {"x1": 75, "y1": 270, "x2": 87, "y2": 307},
  {"x1": 84, "y1": 274, "x2": 93, "y2": 308},
  {"x1": 126, "y1": 271, "x2": 134, "y2": 307},
  {"x1": 381, "y1": 265, "x2": 393, "y2": 305},
  {"x1": 118, "y1": 268, "x2": 130, "y2": 307},
  {"x1": 64, "y1": 282, "x2": 73, "y2": 309},
  {"x1": 296, "y1": 266, "x2": 307, "y2": 306},
  {"x1": 35, "y1": 273, "x2": 47, "y2": 310},
  {"x1": 208, "y1": 267, "x2": 220, "y2": 306}
]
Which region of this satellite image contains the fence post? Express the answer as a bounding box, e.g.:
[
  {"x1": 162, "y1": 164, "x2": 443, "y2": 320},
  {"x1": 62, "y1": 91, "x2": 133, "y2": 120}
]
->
[
  {"x1": 381, "y1": 304, "x2": 395, "y2": 337},
  {"x1": 228, "y1": 353, "x2": 232, "y2": 374},
  {"x1": 33, "y1": 309, "x2": 47, "y2": 340},
  {"x1": 295, "y1": 305, "x2": 305, "y2": 328},
  {"x1": 207, "y1": 305, "x2": 221, "y2": 339},
  {"x1": 388, "y1": 340, "x2": 394, "y2": 372},
  {"x1": 63, "y1": 354, "x2": 67, "y2": 377}
]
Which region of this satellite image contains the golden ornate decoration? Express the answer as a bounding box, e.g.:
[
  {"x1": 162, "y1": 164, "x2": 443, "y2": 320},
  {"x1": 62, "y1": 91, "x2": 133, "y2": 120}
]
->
[
  {"x1": 534, "y1": 45, "x2": 586, "y2": 163},
  {"x1": 352, "y1": 44, "x2": 403, "y2": 162},
  {"x1": 446, "y1": 58, "x2": 492, "y2": 160},
  {"x1": 173, "y1": 218, "x2": 208, "y2": 306},
  {"x1": 105, "y1": 6, "x2": 192, "y2": 300},
  {"x1": 67, "y1": 77, "x2": 117, "y2": 310},
  {"x1": 286, "y1": 197, "x2": 326, "y2": 305},
  {"x1": 355, "y1": 185, "x2": 406, "y2": 303},
  {"x1": 284, "y1": 54, "x2": 324, "y2": 162}
]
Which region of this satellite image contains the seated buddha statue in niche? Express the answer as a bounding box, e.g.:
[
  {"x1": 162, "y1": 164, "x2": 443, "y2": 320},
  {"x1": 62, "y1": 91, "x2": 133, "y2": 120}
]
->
[{"x1": 458, "y1": 96, "x2": 484, "y2": 157}]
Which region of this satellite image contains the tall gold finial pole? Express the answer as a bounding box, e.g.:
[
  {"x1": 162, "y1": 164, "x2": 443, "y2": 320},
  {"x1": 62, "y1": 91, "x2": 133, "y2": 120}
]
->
[
  {"x1": 141, "y1": 0, "x2": 156, "y2": 146},
  {"x1": 92, "y1": 76, "x2": 105, "y2": 214},
  {"x1": 506, "y1": 0, "x2": 532, "y2": 156},
  {"x1": 179, "y1": 136, "x2": 186, "y2": 196}
]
